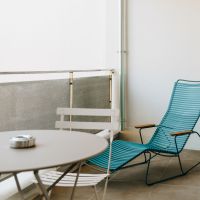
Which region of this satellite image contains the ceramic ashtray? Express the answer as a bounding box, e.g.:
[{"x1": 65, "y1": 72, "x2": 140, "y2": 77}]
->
[{"x1": 9, "y1": 135, "x2": 36, "y2": 149}]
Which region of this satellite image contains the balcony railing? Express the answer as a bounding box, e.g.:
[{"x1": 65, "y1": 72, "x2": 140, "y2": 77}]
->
[{"x1": 0, "y1": 68, "x2": 119, "y2": 112}]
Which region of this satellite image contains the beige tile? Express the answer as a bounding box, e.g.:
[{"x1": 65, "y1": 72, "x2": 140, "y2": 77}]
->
[
  {"x1": 105, "y1": 181, "x2": 152, "y2": 200},
  {"x1": 51, "y1": 186, "x2": 96, "y2": 200},
  {"x1": 150, "y1": 184, "x2": 200, "y2": 200},
  {"x1": 180, "y1": 149, "x2": 200, "y2": 161}
]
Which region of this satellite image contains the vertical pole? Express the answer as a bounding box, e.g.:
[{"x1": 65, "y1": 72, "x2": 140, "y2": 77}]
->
[
  {"x1": 111, "y1": 69, "x2": 120, "y2": 130},
  {"x1": 109, "y1": 71, "x2": 113, "y2": 109},
  {"x1": 110, "y1": 70, "x2": 116, "y2": 126},
  {"x1": 69, "y1": 72, "x2": 74, "y2": 132},
  {"x1": 120, "y1": 0, "x2": 128, "y2": 130}
]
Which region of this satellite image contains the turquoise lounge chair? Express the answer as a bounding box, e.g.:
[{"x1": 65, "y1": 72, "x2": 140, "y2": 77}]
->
[{"x1": 89, "y1": 80, "x2": 200, "y2": 185}]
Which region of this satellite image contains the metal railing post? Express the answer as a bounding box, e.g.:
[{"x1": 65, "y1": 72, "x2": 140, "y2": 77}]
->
[
  {"x1": 69, "y1": 72, "x2": 74, "y2": 132},
  {"x1": 109, "y1": 71, "x2": 113, "y2": 108}
]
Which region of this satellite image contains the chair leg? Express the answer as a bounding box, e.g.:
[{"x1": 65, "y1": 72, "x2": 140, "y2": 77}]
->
[
  {"x1": 146, "y1": 152, "x2": 187, "y2": 185},
  {"x1": 92, "y1": 176, "x2": 109, "y2": 200},
  {"x1": 14, "y1": 173, "x2": 25, "y2": 200},
  {"x1": 145, "y1": 152, "x2": 152, "y2": 185},
  {"x1": 34, "y1": 170, "x2": 50, "y2": 200},
  {"x1": 93, "y1": 186, "x2": 100, "y2": 200},
  {"x1": 143, "y1": 153, "x2": 147, "y2": 162},
  {"x1": 177, "y1": 153, "x2": 184, "y2": 175},
  {"x1": 69, "y1": 162, "x2": 82, "y2": 200},
  {"x1": 101, "y1": 176, "x2": 109, "y2": 200},
  {"x1": 139, "y1": 129, "x2": 147, "y2": 162},
  {"x1": 48, "y1": 189, "x2": 53, "y2": 199}
]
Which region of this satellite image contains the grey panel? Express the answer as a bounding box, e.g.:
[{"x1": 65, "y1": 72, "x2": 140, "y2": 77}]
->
[{"x1": 0, "y1": 76, "x2": 110, "y2": 131}]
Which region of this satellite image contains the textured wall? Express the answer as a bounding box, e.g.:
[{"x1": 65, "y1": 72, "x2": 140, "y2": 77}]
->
[{"x1": 0, "y1": 76, "x2": 110, "y2": 131}]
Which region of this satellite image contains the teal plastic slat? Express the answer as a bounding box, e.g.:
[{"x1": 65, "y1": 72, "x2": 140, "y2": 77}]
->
[{"x1": 88, "y1": 80, "x2": 200, "y2": 171}]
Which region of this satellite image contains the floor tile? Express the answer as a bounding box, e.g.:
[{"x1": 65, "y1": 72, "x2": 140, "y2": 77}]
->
[{"x1": 8, "y1": 149, "x2": 200, "y2": 200}]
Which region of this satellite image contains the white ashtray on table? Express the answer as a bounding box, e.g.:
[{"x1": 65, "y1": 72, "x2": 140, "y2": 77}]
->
[{"x1": 9, "y1": 135, "x2": 36, "y2": 149}]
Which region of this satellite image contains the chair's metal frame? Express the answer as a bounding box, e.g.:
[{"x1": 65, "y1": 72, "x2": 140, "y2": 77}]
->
[
  {"x1": 108, "y1": 130, "x2": 200, "y2": 186},
  {"x1": 111, "y1": 129, "x2": 200, "y2": 186},
  {"x1": 141, "y1": 129, "x2": 200, "y2": 185},
  {"x1": 144, "y1": 80, "x2": 200, "y2": 185},
  {"x1": 90, "y1": 79, "x2": 200, "y2": 186},
  {"x1": 53, "y1": 107, "x2": 117, "y2": 200}
]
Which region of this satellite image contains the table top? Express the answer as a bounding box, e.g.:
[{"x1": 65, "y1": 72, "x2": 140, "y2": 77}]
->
[{"x1": 0, "y1": 130, "x2": 108, "y2": 173}]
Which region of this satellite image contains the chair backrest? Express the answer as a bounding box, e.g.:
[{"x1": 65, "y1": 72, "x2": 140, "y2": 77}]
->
[
  {"x1": 55, "y1": 108, "x2": 119, "y2": 132},
  {"x1": 149, "y1": 80, "x2": 200, "y2": 153},
  {"x1": 55, "y1": 107, "x2": 119, "y2": 174}
]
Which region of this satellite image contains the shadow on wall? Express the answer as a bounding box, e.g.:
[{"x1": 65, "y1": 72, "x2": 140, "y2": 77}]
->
[{"x1": 0, "y1": 76, "x2": 110, "y2": 131}]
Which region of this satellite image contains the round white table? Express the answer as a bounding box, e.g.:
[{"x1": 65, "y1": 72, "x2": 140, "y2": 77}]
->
[{"x1": 0, "y1": 130, "x2": 108, "y2": 200}]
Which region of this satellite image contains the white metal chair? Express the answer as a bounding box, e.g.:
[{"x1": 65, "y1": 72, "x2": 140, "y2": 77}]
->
[{"x1": 33, "y1": 107, "x2": 119, "y2": 200}]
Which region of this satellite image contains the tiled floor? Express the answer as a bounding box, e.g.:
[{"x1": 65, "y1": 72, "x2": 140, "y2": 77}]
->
[{"x1": 10, "y1": 150, "x2": 200, "y2": 200}]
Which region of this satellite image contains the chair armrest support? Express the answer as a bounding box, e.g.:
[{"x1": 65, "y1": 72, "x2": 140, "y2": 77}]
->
[
  {"x1": 120, "y1": 124, "x2": 155, "y2": 145},
  {"x1": 136, "y1": 123, "x2": 156, "y2": 145},
  {"x1": 171, "y1": 130, "x2": 193, "y2": 137},
  {"x1": 172, "y1": 130, "x2": 200, "y2": 154},
  {"x1": 135, "y1": 124, "x2": 156, "y2": 129}
]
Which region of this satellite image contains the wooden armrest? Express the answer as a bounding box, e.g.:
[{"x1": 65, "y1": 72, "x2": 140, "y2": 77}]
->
[
  {"x1": 135, "y1": 124, "x2": 156, "y2": 129},
  {"x1": 171, "y1": 130, "x2": 193, "y2": 136}
]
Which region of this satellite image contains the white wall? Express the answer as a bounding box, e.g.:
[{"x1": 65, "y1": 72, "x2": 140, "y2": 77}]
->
[
  {"x1": 0, "y1": 0, "x2": 121, "y2": 119},
  {"x1": 106, "y1": 0, "x2": 121, "y2": 70},
  {"x1": 105, "y1": 0, "x2": 121, "y2": 116},
  {"x1": 0, "y1": 0, "x2": 122, "y2": 83},
  {"x1": 127, "y1": 0, "x2": 200, "y2": 149},
  {"x1": 0, "y1": 0, "x2": 106, "y2": 70}
]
